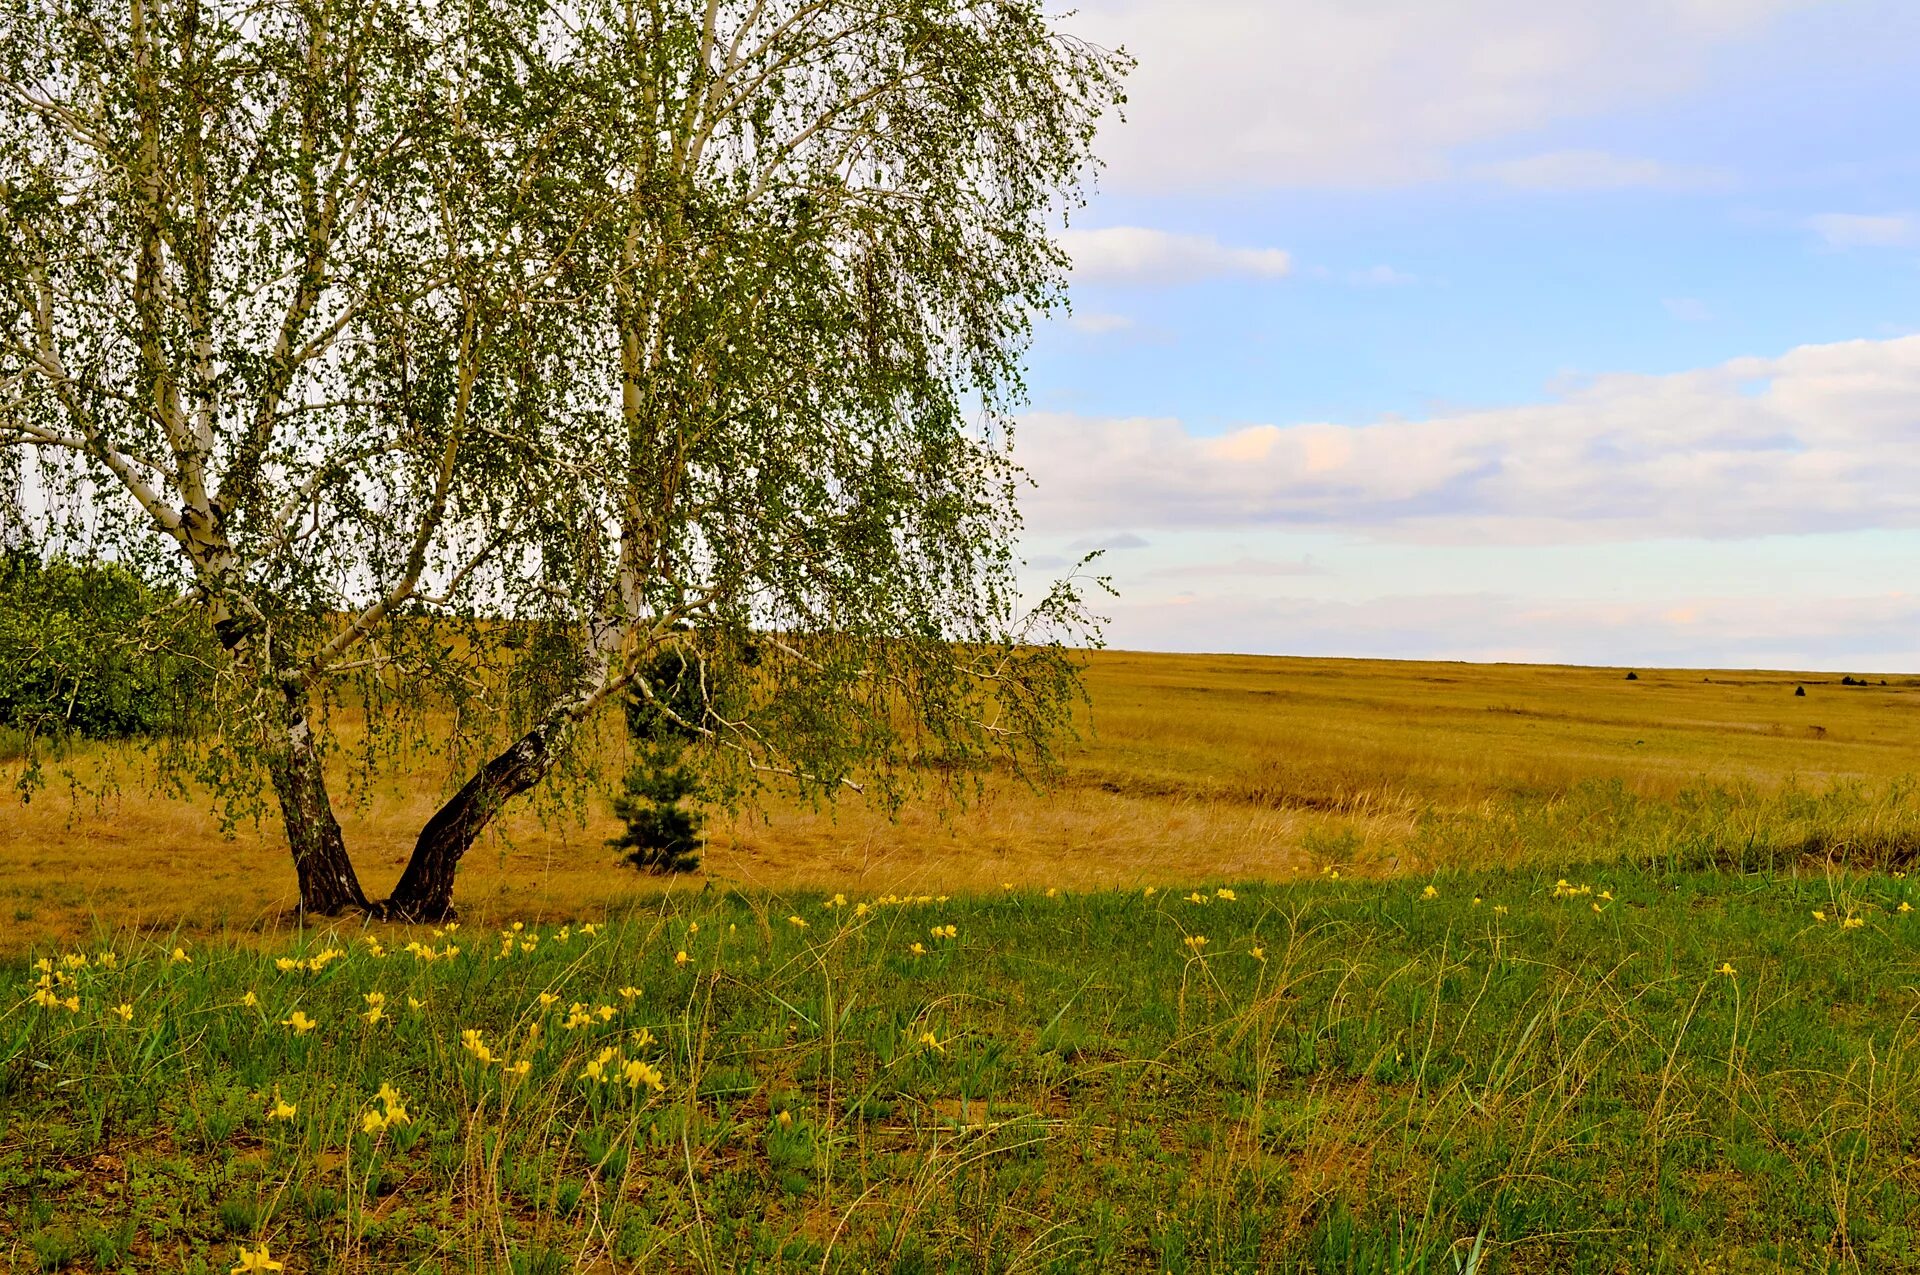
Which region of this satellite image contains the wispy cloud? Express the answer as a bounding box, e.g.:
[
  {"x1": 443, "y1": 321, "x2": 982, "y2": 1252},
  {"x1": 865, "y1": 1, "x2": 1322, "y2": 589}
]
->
[
  {"x1": 1350, "y1": 265, "x2": 1417, "y2": 286},
  {"x1": 1141, "y1": 556, "x2": 1323, "y2": 580},
  {"x1": 1066, "y1": 532, "x2": 1152, "y2": 553},
  {"x1": 1475, "y1": 150, "x2": 1728, "y2": 191},
  {"x1": 1059, "y1": 227, "x2": 1292, "y2": 285},
  {"x1": 1807, "y1": 212, "x2": 1917, "y2": 249},
  {"x1": 1067, "y1": 1, "x2": 1810, "y2": 191},
  {"x1": 1064, "y1": 311, "x2": 1137, "y2": 335},
  {"x1": 1664, "y1": 297, "x2": 1713, "y2": 322}
]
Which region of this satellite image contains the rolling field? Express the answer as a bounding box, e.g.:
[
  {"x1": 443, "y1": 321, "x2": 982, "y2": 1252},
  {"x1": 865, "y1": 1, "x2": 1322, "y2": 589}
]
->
[
  {"x1": 9, "y1": 652, "x2": 1920, "y2": 1271},
  {"x1": 4, "y1": 651, "x2": 1920, "y2": 947}
]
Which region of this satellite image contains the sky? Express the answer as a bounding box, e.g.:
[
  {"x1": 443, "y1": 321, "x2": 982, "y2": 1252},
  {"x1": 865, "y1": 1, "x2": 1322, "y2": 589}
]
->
[{"x1": 1015, "y1": 0, "x2": 1920, "y2": 670}]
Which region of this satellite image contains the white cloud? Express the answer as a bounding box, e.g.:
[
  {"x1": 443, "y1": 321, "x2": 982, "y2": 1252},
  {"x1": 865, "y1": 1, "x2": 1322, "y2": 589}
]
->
[
  {"x1": 1067, "y1": 0, "x2": 1810, "y2": 191},
  {"x1": 1808, "y1": 213, "x2": 1917, "y2": 249},
  {"x1": 1059, "y1": 227, "x2": 1291, "y2": 285},
  {"x1": 1015, "y1": 333, "x2": 1920, "y2": 543},
  {"x1": 1474, "y1": 150, "x2": 1728, "y2": 191},
  {"x1": 1095, "y1": 588, "x2": 1920, "y2": 669}
]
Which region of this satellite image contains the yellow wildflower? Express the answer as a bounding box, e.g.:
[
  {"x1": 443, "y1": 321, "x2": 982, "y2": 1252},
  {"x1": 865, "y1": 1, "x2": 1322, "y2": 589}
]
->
[
  {"x1": 537, "y1": 992, "x2": 560, "y2": 1008},
  {"x1": 619, "y1": 986, "x2": 641, "y2": 1001},
  {"x1": 361, "y1": 1110, "x2": 387, "y2": 1135},
  {"x1": 1143, "y1": 886, "x2": 1157, "y2": 897},
  {"x1": 61, "y1": 995, "x2": 78, "y2": 1013},
  {"x1": 787, "y1": 915, "x2": 808, "y2": 928},
  {"x1": 776, "y1": 1109, "x2": 794, "y2": 1127},
  {"x1": 1812, "y1": 910, "x2": 1827, "y2": 922},
  {"x1": 242, "y1": 991, "x2": 259, "y2": 1008},
  {"x1": 1215, "y1": 888, "x2": 1236, "y2": 901},
  {"x1": 110, "y1": 1002, "x2": 133, "y2": 1022},
  {"x1": 97, "y1": 952, "x2": 117, "y2": 970},
  {"x1": 630, "y1": 1027, "x2": 656, "y2": 1049},
  {"x1": 828, "y1": 893, "x2": 847, "y2": 909},
  {"x1": 1717, "y1": 962, "x2": 1737, "y2": 977},
  {"x1": 508, "y1": 1060, "x2": 532, "y2": 1078},
  {"x1": 407, "y1": 996, "x2": 424, "y2": 1011},
  {"x1": 275, "y1": 958, "x2": 299, "y2": 972},
  {"x1": 622, "y1": 1058, "x2": 666, "y2": 1092},
  {"x1": 1843, "y1": 915, "x2": 1865, "y2": 930},
  {"x1": 1421, "y1": 885, "x2": 1438, "y2": 899},
  {"x1": 1183, "y1": 934, "x2": 1208, "y2": 953},
  {"x1": 1045, "y1": 888, "x2": 1058, "y2": 899},
  {"x1": 461, "y1": 1028, "x2": 495, "y2": 1064},
  {"x1": 675, "y1": 950, "x2": 690, "y2": 966},
  {"x1": 229, "y1": 1243, "x2": 284, "y2": 1273},
  {"x1": 918, "y1": 1030, "x2": 944, "y2": 1053},
  {"x1": 1250, "y1": 946, "x2": 1265, "y2": 961},
  {"x1": 1471, "y1": 896, "x2": 1482, "y2": 907},
  {"x1": 909, "y1": 942, "x2": 926, "y2": 956},
  {"x1": 1493, "y1": 905, "x2": 1508, "y2": 915},
  {"x1": 281, "y1": 1010, "x2": 317, "y2": 1035},
  {"x1": 1901, "y1": 902, "x2": 1913, "y2": 914},
  {"x1": 268, "y1": 1096, "x2": 297, "y2": 1122},
  {"x1": 171, "y1": 947, "x2": 191, "y2": 964}
]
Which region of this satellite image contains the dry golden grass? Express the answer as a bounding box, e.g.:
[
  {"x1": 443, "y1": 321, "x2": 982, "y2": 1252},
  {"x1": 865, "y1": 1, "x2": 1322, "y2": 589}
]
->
[{"x1": 4, "y1": 649, "x2": 1914, "y2": 948}]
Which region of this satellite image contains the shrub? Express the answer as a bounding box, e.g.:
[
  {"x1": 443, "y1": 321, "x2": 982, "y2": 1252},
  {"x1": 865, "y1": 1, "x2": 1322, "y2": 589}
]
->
[{"x1": 0, "y1": 552, "x2": 208, "y2": 741}]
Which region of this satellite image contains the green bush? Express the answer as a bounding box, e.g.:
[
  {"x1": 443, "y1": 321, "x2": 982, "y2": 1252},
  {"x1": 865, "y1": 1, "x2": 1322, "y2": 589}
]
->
[{"x1": 0, "y1": 552, "x2": 207, "y2": 741}]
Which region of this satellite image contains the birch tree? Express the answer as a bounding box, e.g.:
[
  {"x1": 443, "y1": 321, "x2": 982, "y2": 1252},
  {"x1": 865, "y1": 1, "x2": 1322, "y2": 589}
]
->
[{"x1": 2, "y1": 0, "x2": 1127, "y2": 920}]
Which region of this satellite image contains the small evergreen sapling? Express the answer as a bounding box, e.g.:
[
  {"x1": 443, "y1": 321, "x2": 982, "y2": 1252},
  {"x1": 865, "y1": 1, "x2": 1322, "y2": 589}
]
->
[
  {"x1": 607, "y1": 650, "x2": 709, "y2": 875},
  {"x1": 607, "y1": 744, "x2": 703, "y2": 875}
]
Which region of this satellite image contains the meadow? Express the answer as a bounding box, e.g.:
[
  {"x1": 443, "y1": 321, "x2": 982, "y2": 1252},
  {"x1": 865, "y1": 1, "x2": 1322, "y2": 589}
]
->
[
  {"x1": 9, "y1": 652, "x2": 1920, "y2": 1271},
  {"x1": 8, "y1": 651, "x2": 1920, "y2": 944}
]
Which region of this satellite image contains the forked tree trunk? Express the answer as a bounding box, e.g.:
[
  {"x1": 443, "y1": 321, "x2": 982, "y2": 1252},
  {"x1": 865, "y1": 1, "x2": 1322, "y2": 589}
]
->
[
  {"x1": 267, "y1": 686, "x2": 372, "y2": 916},
  {"x1": 383, "y1": 720, "x2": 561, "y2": 921}
]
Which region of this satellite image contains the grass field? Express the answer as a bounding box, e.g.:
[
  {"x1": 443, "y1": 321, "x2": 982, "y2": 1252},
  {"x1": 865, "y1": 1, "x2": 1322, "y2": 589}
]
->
[
  {"x1": 10, "y1": 869, "x2": 1920, "y2": 1271},
  {"x1": 7, "y1": 651, "x2": 1920, "y2": 947},
  {"x1": 9, "y1": 651, "x2": 1920, "y2": 1271}
]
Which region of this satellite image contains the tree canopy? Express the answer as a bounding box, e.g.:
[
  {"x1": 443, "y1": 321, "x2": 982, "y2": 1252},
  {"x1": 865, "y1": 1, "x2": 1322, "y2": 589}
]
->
[{"x1": 0, "y1": 0, "x2": 1128, "y2": 919}]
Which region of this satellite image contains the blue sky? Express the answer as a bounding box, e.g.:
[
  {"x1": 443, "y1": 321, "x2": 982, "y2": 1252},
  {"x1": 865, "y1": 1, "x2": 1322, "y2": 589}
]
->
[{"x1": 1015, "y1": 0, "x2": 1920, "y2": 670}]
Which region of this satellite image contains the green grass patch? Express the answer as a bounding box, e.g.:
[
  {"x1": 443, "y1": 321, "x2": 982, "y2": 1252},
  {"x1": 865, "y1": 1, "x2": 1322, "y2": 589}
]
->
[{"x1": 5, "y1": 870, "x2": 1920, "y2": 1271}]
